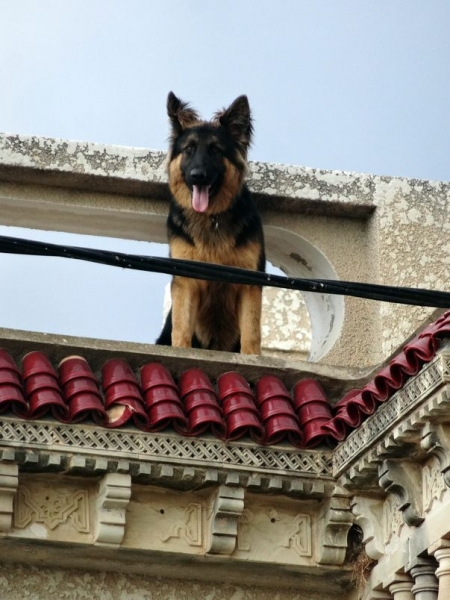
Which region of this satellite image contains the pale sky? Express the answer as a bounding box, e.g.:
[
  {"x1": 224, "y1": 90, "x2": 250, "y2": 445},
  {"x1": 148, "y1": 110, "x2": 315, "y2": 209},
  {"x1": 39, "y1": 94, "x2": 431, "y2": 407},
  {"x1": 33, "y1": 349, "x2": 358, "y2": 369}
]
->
[{"x1": 0, "y1": 1, "x2": 449, "y2": 344}]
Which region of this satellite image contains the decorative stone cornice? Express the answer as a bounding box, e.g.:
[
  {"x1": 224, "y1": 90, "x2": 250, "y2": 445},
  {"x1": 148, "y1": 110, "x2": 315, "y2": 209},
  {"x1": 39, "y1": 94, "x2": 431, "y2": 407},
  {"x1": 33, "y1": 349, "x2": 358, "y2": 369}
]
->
[
  {"x1": 334, "y1": 352, "x2": 450, "y2": 496},
  {"x1": 0, "y1": 416, "x2": 333, "y2": 499},
  {"x1": 0, "y1": 417, "x2": 333, "y2": 478}
]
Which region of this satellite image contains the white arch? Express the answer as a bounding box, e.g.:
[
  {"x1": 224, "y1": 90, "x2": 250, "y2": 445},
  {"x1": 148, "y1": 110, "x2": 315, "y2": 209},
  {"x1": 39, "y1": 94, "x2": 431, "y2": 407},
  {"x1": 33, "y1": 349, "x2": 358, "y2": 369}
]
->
[{"x1": 264, "y1": 226, "x2": 344, "y2": 361}]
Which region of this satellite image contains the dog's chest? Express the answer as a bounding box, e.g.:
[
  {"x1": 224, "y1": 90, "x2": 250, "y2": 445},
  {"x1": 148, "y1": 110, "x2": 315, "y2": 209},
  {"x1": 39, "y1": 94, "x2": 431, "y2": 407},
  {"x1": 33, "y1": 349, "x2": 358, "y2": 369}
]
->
[{"x1": 187, "y1": 217, "x2": 237, "y2": 261}]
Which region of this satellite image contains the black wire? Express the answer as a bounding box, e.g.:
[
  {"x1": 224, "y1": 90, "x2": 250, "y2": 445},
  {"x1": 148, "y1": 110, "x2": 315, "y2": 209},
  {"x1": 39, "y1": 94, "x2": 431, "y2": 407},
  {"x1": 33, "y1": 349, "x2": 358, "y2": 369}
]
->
[{"x1": 0, "y1": 234, "x2": 449, "y2": 308}]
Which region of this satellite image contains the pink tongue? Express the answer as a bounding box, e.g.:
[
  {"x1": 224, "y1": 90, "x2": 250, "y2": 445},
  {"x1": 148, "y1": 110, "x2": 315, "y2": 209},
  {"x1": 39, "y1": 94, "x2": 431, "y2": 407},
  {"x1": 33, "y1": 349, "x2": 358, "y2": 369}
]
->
[{"x1": 192, "y1": 185, "x2": 210, "y2": 213}]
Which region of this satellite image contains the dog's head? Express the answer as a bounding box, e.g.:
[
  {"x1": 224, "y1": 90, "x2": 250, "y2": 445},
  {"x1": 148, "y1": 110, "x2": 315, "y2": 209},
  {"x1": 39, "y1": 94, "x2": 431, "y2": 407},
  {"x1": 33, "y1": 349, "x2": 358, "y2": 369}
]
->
[{"x1": 166, "y1": 92, "x2": 253, "y2": 214}]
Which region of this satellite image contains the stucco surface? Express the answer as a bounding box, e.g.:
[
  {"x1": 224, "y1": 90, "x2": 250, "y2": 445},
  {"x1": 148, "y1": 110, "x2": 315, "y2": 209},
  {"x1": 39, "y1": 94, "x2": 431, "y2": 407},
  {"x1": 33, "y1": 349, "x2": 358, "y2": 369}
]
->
[
  {"x1": 372, "y1": 178, "x2": 450, "y2": 356},
  {"x1": 0, "y1": 564, "x2": 342, "y2": 600},
  {"x1": 1, "y1": 133, "x2": 449, "y2": 367}
]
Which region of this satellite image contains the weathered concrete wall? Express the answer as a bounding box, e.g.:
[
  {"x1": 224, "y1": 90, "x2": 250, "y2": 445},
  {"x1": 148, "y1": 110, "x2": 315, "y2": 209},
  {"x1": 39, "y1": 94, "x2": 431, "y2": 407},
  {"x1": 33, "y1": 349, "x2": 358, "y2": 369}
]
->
[
  {"x1": 0, "y1": 563, "x2": 347, "y2": 600},
  {"x1": 0, "y1": 133, "x2": 448, "y2": 368},
  {"x1": 371, "y1": 177, "x2": 450, "y2": 356}
]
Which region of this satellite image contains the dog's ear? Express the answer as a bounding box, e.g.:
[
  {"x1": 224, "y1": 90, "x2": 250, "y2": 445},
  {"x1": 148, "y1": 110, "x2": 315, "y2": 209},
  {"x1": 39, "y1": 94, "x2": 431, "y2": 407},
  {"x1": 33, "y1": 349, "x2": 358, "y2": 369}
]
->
[
  {"x1": 167, "y1": 92, "x2": 199, "y2": 137},
  {"x1": 216, "y1": 95, "x2": 253, "y2": 154}
]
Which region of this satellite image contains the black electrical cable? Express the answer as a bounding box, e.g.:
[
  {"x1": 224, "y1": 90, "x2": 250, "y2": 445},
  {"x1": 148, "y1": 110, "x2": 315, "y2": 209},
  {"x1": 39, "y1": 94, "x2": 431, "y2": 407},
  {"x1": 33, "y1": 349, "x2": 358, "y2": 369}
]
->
[{"x1": 0, "y1": 234, "x2": 449, "y2": 308}]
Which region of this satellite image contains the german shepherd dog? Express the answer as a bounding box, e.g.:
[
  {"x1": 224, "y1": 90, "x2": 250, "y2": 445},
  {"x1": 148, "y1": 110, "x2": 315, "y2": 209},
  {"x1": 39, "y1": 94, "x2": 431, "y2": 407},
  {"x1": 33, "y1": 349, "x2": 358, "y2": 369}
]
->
[{"x1": 156, "y1": 92, "x2": 265, "y2": 354}]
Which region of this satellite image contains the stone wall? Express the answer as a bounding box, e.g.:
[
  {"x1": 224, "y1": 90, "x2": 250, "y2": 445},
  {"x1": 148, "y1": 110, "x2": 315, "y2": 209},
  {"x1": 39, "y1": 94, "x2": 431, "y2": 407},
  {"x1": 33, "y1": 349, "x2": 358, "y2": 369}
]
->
[
  {"x1": 0, "y1": 564, "x2": 337, "y2": 600},
  {"x1": 0, "y1": 133, "x2": 448, "y2": 369}
]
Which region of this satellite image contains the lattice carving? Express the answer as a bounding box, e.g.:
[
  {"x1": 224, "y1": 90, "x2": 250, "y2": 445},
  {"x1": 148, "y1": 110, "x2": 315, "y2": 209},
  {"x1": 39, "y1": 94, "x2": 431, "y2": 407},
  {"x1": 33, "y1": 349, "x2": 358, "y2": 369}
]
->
[
  {"x1": 334, "y1": 354, "x2": 447, "y2": 476},
  {"x1": 0, "y1": 416, "x2": 332, "y2": 479}
]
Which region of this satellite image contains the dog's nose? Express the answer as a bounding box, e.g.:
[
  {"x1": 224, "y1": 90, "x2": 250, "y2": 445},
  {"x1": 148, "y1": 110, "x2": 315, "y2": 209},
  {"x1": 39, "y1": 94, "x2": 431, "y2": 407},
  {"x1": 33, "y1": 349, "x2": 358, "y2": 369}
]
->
[{"x1": 190, "y1": 168, "x2": 208, "y2": 183}]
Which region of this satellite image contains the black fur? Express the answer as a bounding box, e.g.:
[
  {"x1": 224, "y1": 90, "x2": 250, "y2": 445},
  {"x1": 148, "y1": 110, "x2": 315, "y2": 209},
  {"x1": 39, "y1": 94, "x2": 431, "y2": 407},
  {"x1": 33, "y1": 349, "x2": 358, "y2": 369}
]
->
[{"x1": 156, "y1": 93, "x2": 265, "y2": 353}]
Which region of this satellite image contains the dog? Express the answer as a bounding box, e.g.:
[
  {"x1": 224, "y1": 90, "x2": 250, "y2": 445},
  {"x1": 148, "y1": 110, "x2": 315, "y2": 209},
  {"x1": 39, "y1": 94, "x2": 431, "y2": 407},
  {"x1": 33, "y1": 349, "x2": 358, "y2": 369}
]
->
[{"x1": 156, "y1": 92, "x2": 265, "y2": 354}]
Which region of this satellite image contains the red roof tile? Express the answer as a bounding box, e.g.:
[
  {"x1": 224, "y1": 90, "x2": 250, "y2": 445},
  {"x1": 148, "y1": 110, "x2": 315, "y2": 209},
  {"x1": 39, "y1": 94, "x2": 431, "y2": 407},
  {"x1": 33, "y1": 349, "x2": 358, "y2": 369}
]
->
[{"x1": 0, "y1": 310, "x2": 449, "y2": 449}]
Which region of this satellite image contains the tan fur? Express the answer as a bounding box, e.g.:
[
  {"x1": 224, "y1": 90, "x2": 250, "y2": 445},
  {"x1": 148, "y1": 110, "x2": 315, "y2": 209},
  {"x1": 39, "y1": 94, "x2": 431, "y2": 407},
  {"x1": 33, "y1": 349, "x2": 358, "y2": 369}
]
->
[
  {"x1": 170, "y1": 236, "x2": 261, "y2": 270},
  {"x1": 170, "y1": 236, "x2": 262, "y2": 353},
  {"x1": 168, "y1": 155, "x2": 191, "y2": 211},
  {"x1": 165, "y1": 94, "x2": 262, "y2": 354}
]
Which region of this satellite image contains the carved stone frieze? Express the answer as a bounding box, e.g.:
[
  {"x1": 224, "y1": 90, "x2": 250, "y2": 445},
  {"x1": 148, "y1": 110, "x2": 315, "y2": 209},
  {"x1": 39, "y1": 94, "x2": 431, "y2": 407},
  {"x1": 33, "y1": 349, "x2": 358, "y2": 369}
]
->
[
  {"x1": 233, "y1": 494, "x2": 313, "y2": 564},
  {"x1": 14, "y1": 482, "x2": 90, "y2": 534},
  {"x1": 207, "y1": 485, "x2": 245, "y2": 555},
  {"x1": 160, "y1": 502, "x2": 203, "y2": 547},
  {"x1": 95, "y1": 473, "x2": 131, "y2": 547},
  {"x1": 382, "y1": 495, "x2": 404, "y2": 545},
  {"x1": 122, "y1": 486, "x2": 206, "y2": 554},
  {"x1": 421, "y1": 423, "x2": 450, "y2": 488},
  {"x1": 422, "y1": 458, "x2": 446, "y2": 513}
]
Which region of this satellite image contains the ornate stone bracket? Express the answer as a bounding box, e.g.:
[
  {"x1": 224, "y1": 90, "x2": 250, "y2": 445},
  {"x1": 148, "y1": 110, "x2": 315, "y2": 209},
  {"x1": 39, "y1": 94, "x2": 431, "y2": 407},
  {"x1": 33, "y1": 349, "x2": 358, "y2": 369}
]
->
[
  {"x1": 351, "y1": 495, "x2": 385, "y2": 561},
  {"x1": 421, "y1": 423, "x2": 450, "y2": 488},
  {"x1": 317, "y1": 485, "x2": 353, "y2": 565},
  {"x1": 207, "y1": 485, "x2": 245, "y2": 555},
  {"x1": 0, "y1": 462, "x2": 18, "y2": 532},
  {"x1": 95, "y1": 473, "x2": 132, "y2": 547},
  {"x1": 378, "y1": 459, "x2": 424, "y2": 527}
]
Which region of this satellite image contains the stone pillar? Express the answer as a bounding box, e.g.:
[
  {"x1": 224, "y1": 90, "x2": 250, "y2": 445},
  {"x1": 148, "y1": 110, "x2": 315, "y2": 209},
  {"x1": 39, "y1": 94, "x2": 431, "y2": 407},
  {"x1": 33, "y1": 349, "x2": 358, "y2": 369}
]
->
[
  {"x1": 389, "y1": 574, "x2": 414, "y2": 600},
  {"x1": 408, "y1": 558, "x2": 439, "y2": 600},
  {"x1": 429, "y1": 540, "x2": 450, "y2": 600}
]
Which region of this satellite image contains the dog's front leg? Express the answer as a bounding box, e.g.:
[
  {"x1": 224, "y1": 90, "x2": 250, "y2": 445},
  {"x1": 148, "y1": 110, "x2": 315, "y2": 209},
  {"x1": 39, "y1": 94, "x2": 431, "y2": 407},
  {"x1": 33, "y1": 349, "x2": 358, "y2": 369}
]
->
[
  {"x1": 238, "y1": 285, "x2": 262, "y2": 354},
  {"x1": 171, "y1": 276, "x2": 199, "y2": 348}
]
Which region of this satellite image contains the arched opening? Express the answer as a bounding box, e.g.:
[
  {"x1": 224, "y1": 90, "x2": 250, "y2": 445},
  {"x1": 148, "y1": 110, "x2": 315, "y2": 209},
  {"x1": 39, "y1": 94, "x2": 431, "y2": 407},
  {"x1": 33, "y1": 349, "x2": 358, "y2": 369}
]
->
[{"x1": 264, "y1": 226, "x2": 344, "y2": 361}]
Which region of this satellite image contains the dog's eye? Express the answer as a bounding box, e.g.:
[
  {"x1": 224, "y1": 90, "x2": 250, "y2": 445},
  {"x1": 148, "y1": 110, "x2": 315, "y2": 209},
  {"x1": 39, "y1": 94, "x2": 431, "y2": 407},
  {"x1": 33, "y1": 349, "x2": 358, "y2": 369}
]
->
[
  {"x1": 184, "y1": 144, "x2": 195, "y2": 155},
  {"x1": 209, "y1": 144, "x2": 222, "y2": 155}
]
